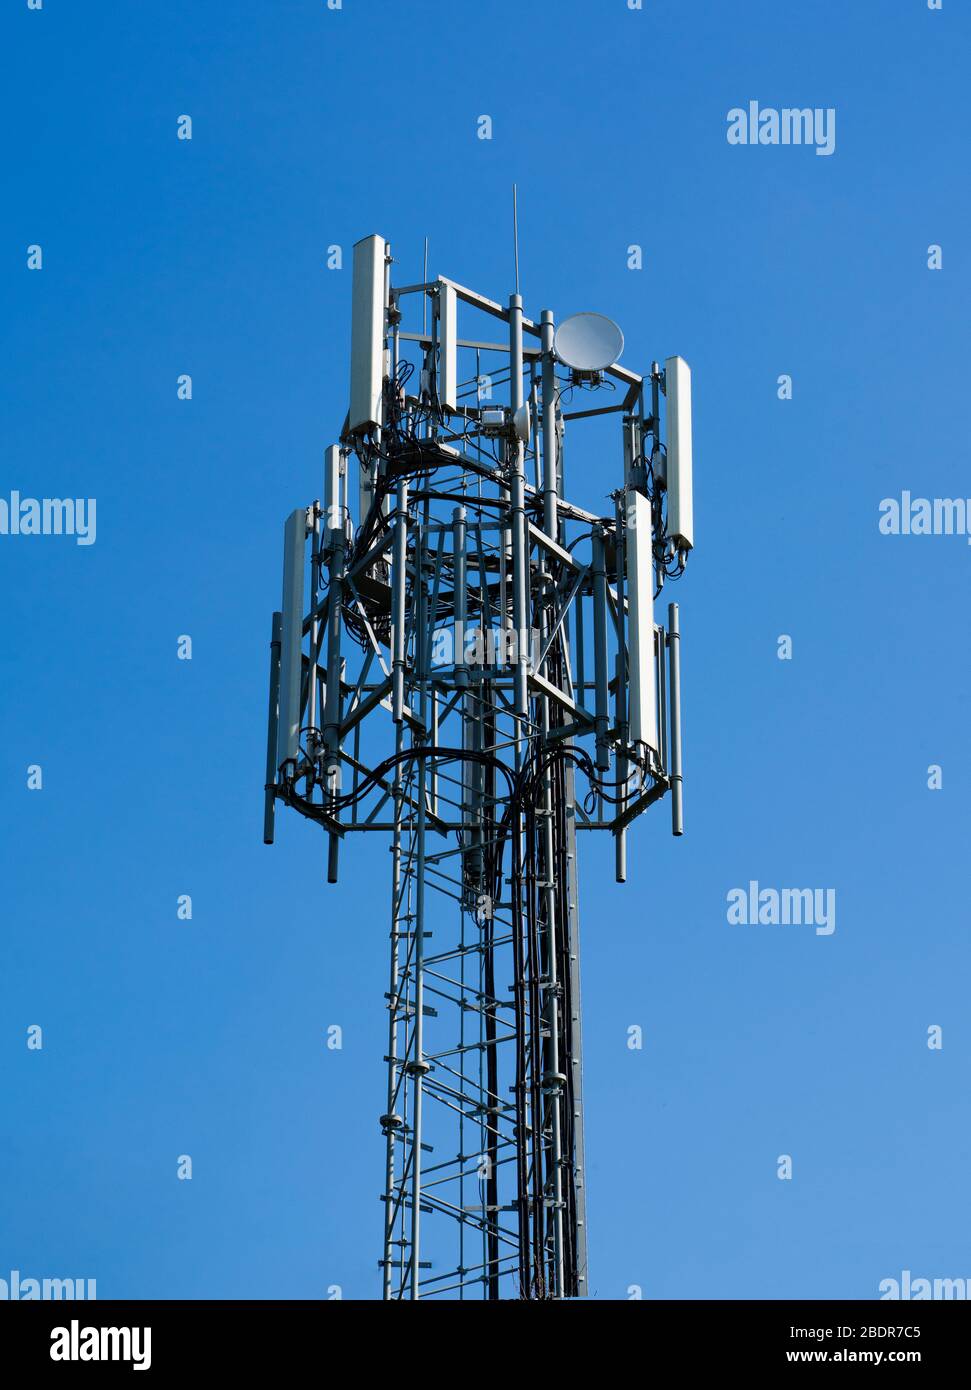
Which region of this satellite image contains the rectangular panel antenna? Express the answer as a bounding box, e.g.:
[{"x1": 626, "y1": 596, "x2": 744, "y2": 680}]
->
[
  {"x1": 358, "y1": 457, "x2": 374, "y2": 525},
  {"x1": 276, "y1": 507, "x2": 306, "y2": 769},
  {"x1": 626, "y1": 490, "x2": 658, "y2": 753},
  {"x1": 349, "y1": 234, "x2": 387, "y2": 434},
  {"x1": 437, "y1": 279, "x2": 457, "y2": 413},
  {"x1": 325, "y1": 445, "x2": 342, "y2": 530},
  {"x1": 665, "y1": 355, "x2": 693, "y2": 550}
]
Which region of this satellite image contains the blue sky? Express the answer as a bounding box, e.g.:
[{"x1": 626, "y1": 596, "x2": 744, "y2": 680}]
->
[{"x1": 2, "y1": 0, "x2": 968, "y2": 1299}]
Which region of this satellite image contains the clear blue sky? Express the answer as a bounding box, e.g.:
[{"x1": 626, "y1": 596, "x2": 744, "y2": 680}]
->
[{"x1": 2, "y1": 0, "x2": 968, "y2": 1300}]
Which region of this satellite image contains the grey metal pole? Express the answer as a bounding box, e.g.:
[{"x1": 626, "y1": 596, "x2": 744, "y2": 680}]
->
[
  {"x1": 382, "y1": 717, "x2": 408, "y2": 1298},
  {"x1": 657, "y1": 611, "x2": 669, "y2": 775},
  {"x1": 533, "y1": 513, "x2": 566, "y2": 1294},
  {"x1": 452, "y1": 506, "x2": 468, "y2": 689},
  {"x1": 509, "y1": 293, "x2": 524, "y2": 413},
  {"x1": 614, "y1": 495, "x2": 628, "y2": 883},
  {"x1": 667, "y1": 601, "x2": 684, "y2": 836},
  {"x1": 508, "y1": 295, "x2": 530, "y2": 721},
  {"x1": 541, "y1": 309, "x2": 557, "y2": 539},
  {"x1": 530, "y1": 377, "x2": 541, "y2": 492},
  {"x1": 392, "y1": 479, "x2": 409, "y2": 723},
  {"x1": 263, "y1": 612, "x2": 282, "y2": 844},
  {"x1": 308, "y1": 502, "x2": 321, "y2": 762},
  {"x1": 409, "y1": 756, "x2": 430, "y2": 1298},
  {"x1": 591, "y1": 530, "x2": 610, "y2": 771},
  {"x1": 408, "y1": 512, "x2": 432, "y2": 1299},
  {"x1": 323, "y1": 513, "x2": 346, "y2": 882},
  {"x1": 540, "y1": 754, "x2": 566, "y2": 1295},
  {"x1": 561, "y1": 761, "x2": 588, "y2": 1296}
]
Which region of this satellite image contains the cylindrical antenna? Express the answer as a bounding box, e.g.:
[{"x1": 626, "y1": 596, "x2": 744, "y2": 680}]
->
[
  {"x1": 512, "y1": 184, "x2": 520, "y2": 296},
  {"x1": 422, "y1": 236, "x2": 429, "y2": 334}
]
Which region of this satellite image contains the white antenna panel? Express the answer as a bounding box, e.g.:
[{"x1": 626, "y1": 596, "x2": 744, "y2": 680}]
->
[
  {"x1": 437, "y1": 279, "x2": 457, "y2": 413},
  {"x1": 349, "y1": 234, "x2": 387, "y2": 434},
  {"x1": 665, "y1": 355, "x2": 693, "y2": 550}
]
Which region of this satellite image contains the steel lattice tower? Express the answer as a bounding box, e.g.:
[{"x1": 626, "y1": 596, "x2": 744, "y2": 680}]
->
[{"x1": 264, "y1": 235, "x2": 693, "y2": 1299}]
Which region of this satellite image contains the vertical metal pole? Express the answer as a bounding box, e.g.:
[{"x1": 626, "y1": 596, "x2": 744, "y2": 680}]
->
[
  {"x1": 626, "y1": 407, "x2": 645, "y2": 493},
  {"x1": 508, "y1": 296, "x2": 529, "y2": 721},
  {"x1": 308, "y1": 500, "x2": 325, "y2": 802},
  {"x1": 508, "y1": 297, "x2": 534, "y2": 1295},
  {"x1": 561, "y1": 758, "x2": 588, "y2": 1296},
  {"x1": 591, "y1": 530, "x2": 610, "y2": 771},
  {"x1": 576, "y1": 590, "x2": 585, "y2": 706},
  {"x1": 540, "y1": 310, "x2": 558, "y2": 540},
  {"x1": 509, "y1": 294, "x2": 524, "y2": 413},
  {"x1": 533, "y1": 512, "x2": 565, "y2": 1295},
  {"x1": 667, "y1": 602, "x2": 684, "y2": 835},
  {"x1": 540, "y1": 749, "x2": 566, "y2": 1295},
  {"x1": 323, "y1": 511, "x2": 346, "y2": 882},
  {"x1": 452, "y1": 506, "x2": 468, "y2": 689},
  {"x1": 530, "y1": 376, "x2": 541, "y2": 492},
  {"x1": 392, "y1": 480, "x2": 409, "y2": 722},
  {"x1": 263, "y1": 612, "x2": 282, "y2": 844},
  {"x1": 430, "y1": 688, "x2": 439, "y2": 817},
  {"x1": 615, "y1": 815, "x2": 627, "y2": 882},
  {"x1": 658, "y1": 613, "x2": 669, "y2": 776},
  {"x1": 614, "y1": 496, "x2": 628, "y2": 882},
  {"x1": 409, "y1": 760, "x2": 430, "y2": 1297},
  {"x1": 308, "y1": 502, "x2": 321, "y2": 745},
  {"x1": 408, "y1": 503, "x2": 433, "y2": 1300},
  {"x1": 382, "y1": 720, "x2": 406, "y2": 1299}
]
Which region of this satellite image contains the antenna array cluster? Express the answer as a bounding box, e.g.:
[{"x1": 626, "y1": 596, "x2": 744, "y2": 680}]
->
[{"x1": 264, "y1": 234, "x2": 695, "y2": 1299}]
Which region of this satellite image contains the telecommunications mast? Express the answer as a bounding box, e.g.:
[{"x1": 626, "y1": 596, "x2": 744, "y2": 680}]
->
[{"x1": 263, "y1": 234, "x2": 695, "y2": 1299}]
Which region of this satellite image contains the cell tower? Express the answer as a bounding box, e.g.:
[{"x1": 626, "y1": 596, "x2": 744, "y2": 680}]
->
[{"x1": 263, "y1": 233, "x2": 694, "y2": 1300}]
